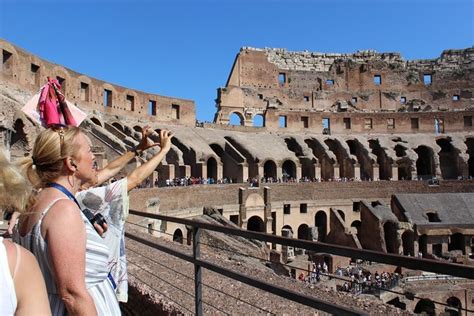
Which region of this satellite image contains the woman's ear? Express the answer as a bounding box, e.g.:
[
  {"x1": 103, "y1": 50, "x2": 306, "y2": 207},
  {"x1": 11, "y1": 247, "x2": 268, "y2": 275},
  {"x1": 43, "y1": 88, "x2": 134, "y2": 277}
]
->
[{"x1": 65, "y1": 158, "x2": 77, "y2": 172}]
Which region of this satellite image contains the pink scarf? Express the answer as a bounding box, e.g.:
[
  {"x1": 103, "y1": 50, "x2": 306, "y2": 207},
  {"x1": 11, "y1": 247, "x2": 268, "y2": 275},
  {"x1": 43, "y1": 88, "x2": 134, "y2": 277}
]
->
[{"x1": 38, "y1": 77, "x2": 77, "y2": 127}]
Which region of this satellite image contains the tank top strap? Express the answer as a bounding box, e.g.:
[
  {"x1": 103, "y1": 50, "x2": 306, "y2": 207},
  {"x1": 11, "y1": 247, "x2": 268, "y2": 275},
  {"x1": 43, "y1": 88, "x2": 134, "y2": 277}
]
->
[
  {"x1": 12, "y1": 243, "x2": 20, "y2": 281},
  {"x1": 39, "y1": 197, "x2": 71, "y2": 219}
]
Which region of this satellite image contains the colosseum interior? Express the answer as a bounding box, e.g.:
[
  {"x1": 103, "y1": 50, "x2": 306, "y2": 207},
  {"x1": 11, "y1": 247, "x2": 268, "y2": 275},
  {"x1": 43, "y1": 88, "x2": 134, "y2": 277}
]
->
[{"x1": 1, "y1": 38, "x2": 474, "y2": 315}]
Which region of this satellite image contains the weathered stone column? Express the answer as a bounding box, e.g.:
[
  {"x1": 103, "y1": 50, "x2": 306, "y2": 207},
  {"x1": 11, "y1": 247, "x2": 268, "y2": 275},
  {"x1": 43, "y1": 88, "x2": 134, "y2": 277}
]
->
[
  {"x1": 391, "y1": 164, "x2": 398, "y2": 181},
  {"x1": 315, "y1": 163, "x2": 321, "y2": 181},
  {"x1": 333, "y1": 163, "x2": 340, "y2": 179},
  {"x1": 373, "y1": 163, "x2": 380, "y2": 181},
  {"x1": 296, "y1": 165, "x2": 302, "y2": 181},
  {"x1": 196, "y1": 162, "x2": 206, "y2": 179},
  {"x1": 217, "y1": 163, "x2": 223, "y2": 181},
  {"x1": 354, "y1": 163, "x2": 361, "y2": 180},
  {"x1": 264, "y1": 187, "x2": 272, "y2": 234},
  {"x1": 179, "y1": 165, "x2": 191, "y2": 178}
]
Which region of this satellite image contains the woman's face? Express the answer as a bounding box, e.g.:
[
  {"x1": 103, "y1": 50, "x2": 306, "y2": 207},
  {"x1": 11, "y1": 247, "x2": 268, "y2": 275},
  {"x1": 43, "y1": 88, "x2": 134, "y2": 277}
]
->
[{"x1": 72, "y1": 133, "x2": 97, "y2": 185}]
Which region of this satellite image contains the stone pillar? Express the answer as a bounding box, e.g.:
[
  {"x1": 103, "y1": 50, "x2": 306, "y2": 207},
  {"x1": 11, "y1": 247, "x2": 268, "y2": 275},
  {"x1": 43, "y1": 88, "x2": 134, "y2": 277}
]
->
[
  {"x1": 373, "y1": 163, "x2": 380, "y2": 181},
  {"x1": 315, "y1": 163, "x2": 321, "y2": 181},
  {"x1": 179, "y1": 165, "x2": 191, "y2": 178},
  {"x1": 258, "y1": 164, "x2": 264, "y2": 179},
  {"x1": 241, "y1": 164, "x2": 248, "y2": 183},
  {"x1": 411, "y1": 168, "x2": 418, "y2": 180},
  {"x1": 152, "y1": 170, "x2": 159, "y2": 187},
  {"x1": 217, "y1": 163, "x2": 223, "y2": 181},
  {"x1": 413, "y1": 240, "x2": 419, "y2": 257},
  {"x1": 296, "y1": 165, "x2": 302, "y2": 181},
  {"x1": 276, "y1": 166, "x2": 283, "y2": 181},
  {"x1": 426, "y1": 243, "x2": 433, "y2": 256},
  {"x1": 264, "y1": 187, "x2": 272, "y2": 233},
  {"x1": 196, "y1": 162, "x2": 206, "y2": 178},
  {"x1": 158, "y1": 165, "x2": 174, "y2": 184},
  {"x1": 333, "y1": 163, "x2": 340, "y2": 179},
  {"x1": 391, "y1": 164, "x2": 398, "y2": 181},
  {"x1": 354, "y1": 163, "x2": 361, "y2": 180},
  {"x1": 442, "y1": 242, "x2": 448, "y2": 254},
  {"x1": 239, "y1": 188, "x2": 247, "y2": 228}
]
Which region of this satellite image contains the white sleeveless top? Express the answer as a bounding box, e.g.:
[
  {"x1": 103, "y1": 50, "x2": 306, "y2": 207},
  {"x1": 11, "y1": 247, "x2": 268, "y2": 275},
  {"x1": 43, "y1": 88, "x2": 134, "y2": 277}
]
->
[{"x1": 0, "y1": 237, "x2": 18, "y2": 315}]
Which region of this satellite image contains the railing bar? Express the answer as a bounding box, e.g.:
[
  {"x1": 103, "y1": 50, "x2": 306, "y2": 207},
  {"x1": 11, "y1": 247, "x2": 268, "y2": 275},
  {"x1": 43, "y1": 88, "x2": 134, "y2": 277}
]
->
[
  {"x1": 126, "y1": 246, "x2": 194, "y2": 280},
  {"x1": 196, "y1": 258, "x2": 366, "y2": 316},
  {"x1": 128, "y1": 210, "x2": 474, "y2": 279},
  {"x1": 127, "y1": 246, "x2": 276, "y2": 314},
  {"x1": 126, "y1": 232, "x2": 366, "y2": 316}
]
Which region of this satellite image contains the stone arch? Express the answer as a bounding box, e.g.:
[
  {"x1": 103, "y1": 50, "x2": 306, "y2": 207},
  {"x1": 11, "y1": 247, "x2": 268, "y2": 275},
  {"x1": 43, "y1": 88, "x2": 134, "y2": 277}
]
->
[
  {"x1": 285, "y1": 137, "x2": 313, "y2": 179},
  {"x1": 413, "y1": 298, "x2": 436, "y2": 315},
  {"x1": 173, "y1": 229, "x2": 184, "y2": 244},
  {"x1": 111, "y1": 122, "x2": 124, "y2": 132},
  {"x1": 448, "y1": 233, "x2": 465, "y2": 254},
  {"x1": 229, "y1": 112, "x2": 244, "y2": 126},
  {"x1": 347, "y1": 139, "x2": 373, "y2": 180},
  {"x1": 133, "y1": 125, "x2": 142, "y2": 132},
  {"x1": 445, "y1": 296, "x2": 462, "y2": 315},
  {"x1": 206, "y1": 156, "x2": 218, "y2": 181},
  {"x1": 305, "y1": 138, "x2": 334, "y2": 180},
  {"x1": 436, "y1": 138, "x2": 460, "y2": 179},
  {"x1": 10, "y1": 119, "x2": 29, "y2": 159},
  {"x1": 397, "y1": 157, "x2": 413, "y2": 180},
  {"x1": 336, "y1": 210, "x2": 345, "y2": 222},
  {"x1": 282, "y1": 160, "x2": 296, "y2": 180},
  {"x1": 415, "y1": 145, "x2": 435, "y2": 179},
  {"x1": 297, "y1": 224, "x2": 310, "y2": 240},
  {"x1": 90, "y1": 117, "x2": 103, "y2": 127},
  {"x1": 281, "y1": 224, "x2": 294, "y2": 237},
  {"x1": 315, "y1": 211, "x2": 327, "y2": 242},
  {"x1": 263, "y1": 159, "x2": 277, "y2": 179},
  {"x1": 324, "y1": 138, "x2": 354, "y2": 179},
  {"x1": 247, "y1": 216, "x2": 265, "y2": 232},
  {"x1": 252, "y1": 113, "x2": 265, "y2": 127},
  {"x1": 368, "y1": 139, "x2": 392, "y2": 180},
  {"x1": 351, "y1": 220, "x2": 361, "y2": 238},
  {"x1": 402, "y1": 230, "x2": 415, "y2": 256},
  {"x1": 383, "y1": 221, "x2": 398, "y2": 254},
  {"x1": 466, "y1": 138, "x2": 474, "y2": 177}
]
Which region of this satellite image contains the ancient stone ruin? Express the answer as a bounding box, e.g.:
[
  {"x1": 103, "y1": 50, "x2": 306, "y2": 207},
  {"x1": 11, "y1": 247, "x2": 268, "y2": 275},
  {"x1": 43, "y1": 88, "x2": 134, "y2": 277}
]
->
[{"x1": 1, "y1": 38, "x2": 473, "y2": 314}]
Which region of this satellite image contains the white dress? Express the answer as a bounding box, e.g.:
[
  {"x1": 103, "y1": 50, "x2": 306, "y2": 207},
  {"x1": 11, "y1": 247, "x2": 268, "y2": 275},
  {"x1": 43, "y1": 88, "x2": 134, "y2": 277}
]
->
[
  {"x1": 14, "y1": 198, "x2": 121, "y2": 315},
  {"x1": 0, "y1": 237, "x2": 17, "y2": 316}
]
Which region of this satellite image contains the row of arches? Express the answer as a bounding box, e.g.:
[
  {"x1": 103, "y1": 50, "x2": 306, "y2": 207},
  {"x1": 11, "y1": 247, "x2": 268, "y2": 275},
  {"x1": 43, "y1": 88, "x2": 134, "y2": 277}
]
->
[{"x1": 96, "y1": 119, "x2": 474, "y2": 181}]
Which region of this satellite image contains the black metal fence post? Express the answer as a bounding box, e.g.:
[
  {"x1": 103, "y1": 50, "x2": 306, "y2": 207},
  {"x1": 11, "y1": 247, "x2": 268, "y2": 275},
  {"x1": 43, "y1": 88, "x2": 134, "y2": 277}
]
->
[{"x1": 193, "y1": 227, "x2": 203, "y2": 316}]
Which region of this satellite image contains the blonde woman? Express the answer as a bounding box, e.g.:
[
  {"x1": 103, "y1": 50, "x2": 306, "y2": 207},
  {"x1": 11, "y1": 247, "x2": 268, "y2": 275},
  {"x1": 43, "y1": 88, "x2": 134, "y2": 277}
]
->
[
  {"x1": 14, "y1": 126, "x2": 121, "y2": 315},
  {"x1": 0, "y1": 151, "x2": 51, "y2": 315}
]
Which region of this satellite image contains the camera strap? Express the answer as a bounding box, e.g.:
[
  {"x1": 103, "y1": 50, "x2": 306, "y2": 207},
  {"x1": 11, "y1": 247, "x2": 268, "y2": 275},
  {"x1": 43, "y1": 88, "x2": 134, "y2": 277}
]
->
[{"x1": 46, "y1": 182, "x2": 81, "y2": 209}]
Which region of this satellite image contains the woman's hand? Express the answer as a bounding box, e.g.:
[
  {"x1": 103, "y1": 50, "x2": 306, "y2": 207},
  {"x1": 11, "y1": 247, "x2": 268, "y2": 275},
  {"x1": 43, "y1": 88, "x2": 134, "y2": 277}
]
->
[
  {"x1": 159, "y1": 129, "x2": 173, "y2": 153},
  {"x1": 136, "y1": 126, "x2": 160, "y2": 153}
]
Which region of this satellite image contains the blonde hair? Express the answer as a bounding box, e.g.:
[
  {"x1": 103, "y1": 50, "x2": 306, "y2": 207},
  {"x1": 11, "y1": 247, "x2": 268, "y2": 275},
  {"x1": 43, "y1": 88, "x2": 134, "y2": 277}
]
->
[
  {"x1": 18, "y1": 126, "x2": 83, "y2": 188},
  {"x1": 0, "y1": 150, "x2": 33, "y2": 213}
]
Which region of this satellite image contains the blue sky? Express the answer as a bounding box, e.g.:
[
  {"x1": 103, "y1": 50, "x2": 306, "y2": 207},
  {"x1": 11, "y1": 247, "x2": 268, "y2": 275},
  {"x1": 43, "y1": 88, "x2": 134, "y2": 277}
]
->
[{"x1": 1, "y1": 0, "x2": 473, "y2": 122}]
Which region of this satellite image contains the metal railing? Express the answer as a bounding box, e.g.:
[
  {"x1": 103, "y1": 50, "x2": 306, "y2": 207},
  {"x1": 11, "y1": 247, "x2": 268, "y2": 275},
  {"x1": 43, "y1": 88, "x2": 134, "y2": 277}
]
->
[{"x1": 126, "y1": 209, "x2": 474, "y2": 315}]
